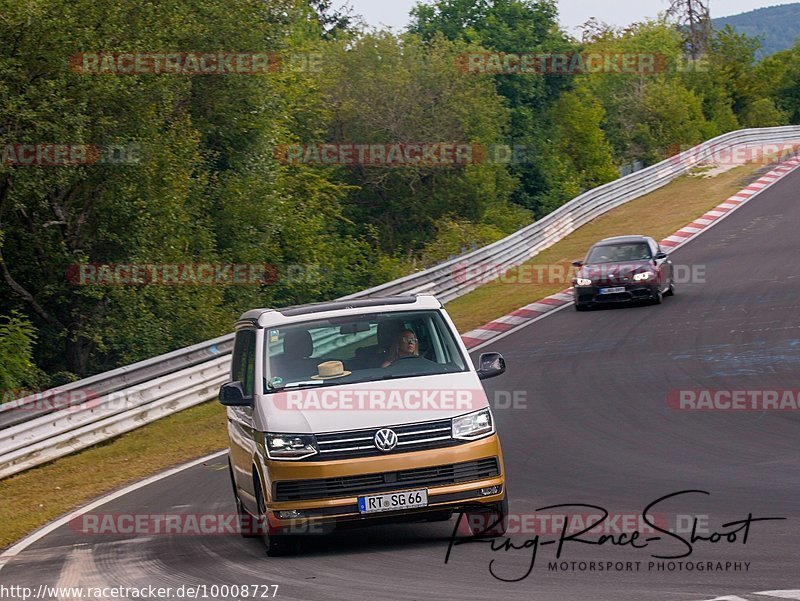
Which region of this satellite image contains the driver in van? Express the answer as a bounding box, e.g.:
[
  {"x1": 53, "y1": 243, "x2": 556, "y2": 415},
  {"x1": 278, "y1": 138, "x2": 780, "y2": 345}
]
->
[{"x1": 381, "y1": 330, "x2": 419, "y2": 368}]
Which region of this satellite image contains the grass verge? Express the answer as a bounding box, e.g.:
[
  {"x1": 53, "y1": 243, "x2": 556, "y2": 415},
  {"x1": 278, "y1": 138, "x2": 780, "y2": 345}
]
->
[
  {"x1": 0, "y1": 159, "x2": 774, "y2": 550},
  {"x1": 0, "y1": 401, "x2": 227, "y2": 549}
]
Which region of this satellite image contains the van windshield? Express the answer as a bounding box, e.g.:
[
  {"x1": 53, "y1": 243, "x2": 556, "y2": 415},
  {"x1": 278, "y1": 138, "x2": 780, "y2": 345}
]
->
[{"x1": 264, "y1": 310, "x2": 467, "y2": 391}]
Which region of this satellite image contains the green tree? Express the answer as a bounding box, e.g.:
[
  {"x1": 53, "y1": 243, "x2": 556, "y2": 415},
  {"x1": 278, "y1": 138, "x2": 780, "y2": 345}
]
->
[
  {"x1": 549, "y1": 83, "x2": 618, "y2": 190},
  {"x1": 410, "y1": 0, "x2": 577, "y2": 217},
  {"x1": 754, "y1": 43, "x2": 800, "y2": 124},
  {"x1": 0, "y1": 0, "x2": 358, "y2": 377},
  {"x1": 708, "y1": 25, "x2": 761, "y2": 118},
  {"x1": 318, "y1": 32, "x2": 527, "y2": 254},
  {"x1": 0, "y1": 312, "x2": 38, "y2": 392}
]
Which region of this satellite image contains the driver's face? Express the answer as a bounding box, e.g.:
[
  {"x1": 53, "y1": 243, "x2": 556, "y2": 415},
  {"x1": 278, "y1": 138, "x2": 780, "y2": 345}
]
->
[{"x1": 399, "y1": 331, "x2": 417, "y2": 354}]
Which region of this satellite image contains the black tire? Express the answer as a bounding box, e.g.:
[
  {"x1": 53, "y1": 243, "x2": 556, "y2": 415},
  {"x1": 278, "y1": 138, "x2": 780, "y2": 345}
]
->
[
  {"x1": 464, "y1": 497, "x2": 509, "y2": 537},
  {"x1": 651, "y1": 288, "x2": 663, "y2": 305},
  {"x1": 228, "y1": 459, "x2": 259, "y2": 539},
  {"x1": 664, "y1": 280, "x2": 675, "y2": 297},
  {"x1": 574, "y1": 303, "x2": 589, "y2": 312},
  {"x1": 254, "y1": 473, "x2": 297, "y2": 556}
]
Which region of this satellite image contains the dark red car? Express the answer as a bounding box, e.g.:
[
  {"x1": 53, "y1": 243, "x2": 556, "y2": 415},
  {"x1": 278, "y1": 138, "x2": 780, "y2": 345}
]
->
[{"x1": 571, "y1": 235, "x2": 675, "y2": 310}]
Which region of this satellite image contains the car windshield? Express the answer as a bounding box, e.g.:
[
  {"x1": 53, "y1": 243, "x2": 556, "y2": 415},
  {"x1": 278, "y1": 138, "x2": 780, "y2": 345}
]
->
[
  {"x1": 263, "y1": 310, "x2": 467, "y2": 392},
  {"x1": 585, "y1": 242, "x2": 651, "y2": 264}
]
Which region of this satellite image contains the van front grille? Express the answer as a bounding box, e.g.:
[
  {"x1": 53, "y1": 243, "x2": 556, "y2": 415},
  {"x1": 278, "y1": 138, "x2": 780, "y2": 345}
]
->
[
  {"x1": 274, "y1": 457, "x2": 500, "y2": 502},
  {"x1": 311, "y1": 419, "x2": 459, "y2": 461}
]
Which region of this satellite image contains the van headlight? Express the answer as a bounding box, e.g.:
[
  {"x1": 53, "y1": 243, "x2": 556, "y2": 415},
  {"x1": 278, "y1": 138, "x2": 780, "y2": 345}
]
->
[
  {"x1": 452, "y1": 408, "x2": 495, "y2": 441},
  {"x1": 633, "y1": 271, "x2": 653, "y2": 281},
  {"x1": 575, "y1": 278, "x2": 592, "y2": 286},
  {"x1": 265, "y1": 434, "x2": 318, "y2": 460}
]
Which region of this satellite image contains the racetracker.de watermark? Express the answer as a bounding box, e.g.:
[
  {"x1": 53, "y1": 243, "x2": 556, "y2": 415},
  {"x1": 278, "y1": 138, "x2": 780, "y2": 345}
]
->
[
  {"x1": 70, "y1": 52, "x2": 323, "y2": 75},
  {"x1": 273, "y1": 143, "x2": 534, "y2": 167},
  {"x1": 460, "y1": 510, "x2": 673, "y2": 536},
  {"x1": 69, "y1": 513, "x2": 326, "y2": 536},
  {"x1": 271, "y1": 389, "x2": 527, "y2": 412},
  {"x1": 67, "y1": 263, "x2": 279, "y2": 286},
  {"x1": 452, "y1": 262, "x2": 706, "y2": 286},
  {"x1": 0, "y1": 389, "x2": 98, "y2": 414},
  {"x1": 1, "y1": 143, "x2": 141, "y2": 166},
  {"x1": 457, "y1": 52, "x2": 671, "y2": 75},
  {"x1": 0, "y1": 585, "x2": 279, "y2": 601},
  {"x1": 0, "y1": 387, "x2": 153, "y2": 415},
  {"x1": 272, "y1": 388, "x2": 484, "y2": 411},
  {"x1": 667, "y1": 389, "x2": 800, "y2": 411},
  {"x1": 666, "y1": 142, "x2": 800, "y2": 168}
]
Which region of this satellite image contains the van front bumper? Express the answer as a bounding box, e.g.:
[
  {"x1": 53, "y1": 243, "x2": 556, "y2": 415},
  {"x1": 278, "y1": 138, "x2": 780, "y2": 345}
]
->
[{"x1": 262, "y1": 433, "x2": 505, "y2": 533}]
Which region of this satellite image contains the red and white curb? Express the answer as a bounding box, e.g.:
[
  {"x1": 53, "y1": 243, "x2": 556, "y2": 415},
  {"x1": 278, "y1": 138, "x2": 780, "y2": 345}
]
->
[{"x1": 461, "y1": 156, "x2": 800, "y2": 351}]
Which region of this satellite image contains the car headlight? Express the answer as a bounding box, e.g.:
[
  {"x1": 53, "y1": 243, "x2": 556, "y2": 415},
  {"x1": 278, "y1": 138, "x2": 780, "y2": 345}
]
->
[
  {"x1": 452, "y1": 408, "x2": 495, "y2": 441},
  {"x1": 265, "y1": 434, "x2": 318, "y2": 460},
  {"x1": 575, "y1": 278, "x2": 592, "y2": 286},
  {"x1": 633, "y1": 271, "x2": 653, "y2": 281}
]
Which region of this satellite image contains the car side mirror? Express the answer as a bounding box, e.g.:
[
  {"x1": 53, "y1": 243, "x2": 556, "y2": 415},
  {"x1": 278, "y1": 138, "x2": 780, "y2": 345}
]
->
[
  {"x1": 219, "y1": 381, "x2": 252, "y2": 407},
  {"x1": 477, "y1": 352, "x2": 506, "y2": 380},
  {"x1": 571, "y1": 260, "x2": 583, "y2": 267},
  {"x1": 654, "y1": 252, "x2": 667, "y2": 260}
]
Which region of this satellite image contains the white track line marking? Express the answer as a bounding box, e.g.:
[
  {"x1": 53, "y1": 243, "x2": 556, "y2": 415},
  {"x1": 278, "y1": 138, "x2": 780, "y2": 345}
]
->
[
  {"x1": 0, "y1": 450, "x2": 226, "y2": 573},
  {"x1": 754, "y1": 592, "x2": 800, "y2": 599}
]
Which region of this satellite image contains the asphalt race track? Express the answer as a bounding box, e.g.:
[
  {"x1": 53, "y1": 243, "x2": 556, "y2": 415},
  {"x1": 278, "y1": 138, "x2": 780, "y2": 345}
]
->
[{"x1": 2, "y1": 168, "x2": 799, "y2": 600}]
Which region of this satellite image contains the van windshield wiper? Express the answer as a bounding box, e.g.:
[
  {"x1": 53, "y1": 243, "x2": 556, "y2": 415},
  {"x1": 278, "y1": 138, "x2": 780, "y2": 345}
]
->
[{"x1": 267, "y1": 380, "x2": 338, "y2": 393}]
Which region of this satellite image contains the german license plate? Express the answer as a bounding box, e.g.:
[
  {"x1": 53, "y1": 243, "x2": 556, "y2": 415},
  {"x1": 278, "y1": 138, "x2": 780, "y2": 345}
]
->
[
  {"x1": 358, "y1": 489, "x2": 428, "y2": 514},
  {"x1": 599, "y1": 287, "x2": 626, "y2": 294}
]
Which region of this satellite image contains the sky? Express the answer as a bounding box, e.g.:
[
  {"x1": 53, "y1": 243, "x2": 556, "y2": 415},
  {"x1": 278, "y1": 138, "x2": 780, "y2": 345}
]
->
[{"x1": 341, "y1": 0, "x2": 799, "y2": 36}]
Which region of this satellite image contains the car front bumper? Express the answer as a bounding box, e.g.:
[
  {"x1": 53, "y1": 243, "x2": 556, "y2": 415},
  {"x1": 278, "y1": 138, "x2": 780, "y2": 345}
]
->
[
  {"x1": 574, "y1": 283, "x2": 660, "y2": 304},
  {"x1": 262, "y1": 434, "x2": 505, "y2": 534}
]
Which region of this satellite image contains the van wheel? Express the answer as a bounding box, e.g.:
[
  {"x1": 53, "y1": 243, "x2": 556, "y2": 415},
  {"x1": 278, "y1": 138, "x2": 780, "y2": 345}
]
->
[
  {"x1": 254, "y1": 474, "x2": 297, "y2": 557},
  {"x1": 464, "y1": 497, "x2": 508, "y2": 537},
  {"x1": 228, "y1": 459, "x2": 259, "y2": 539}
]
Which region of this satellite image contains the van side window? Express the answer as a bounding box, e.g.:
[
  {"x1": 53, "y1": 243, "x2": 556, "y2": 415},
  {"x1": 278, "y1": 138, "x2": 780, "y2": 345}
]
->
[{"x1": 232, "y1": 330, "x2": 257, "y2": 397}]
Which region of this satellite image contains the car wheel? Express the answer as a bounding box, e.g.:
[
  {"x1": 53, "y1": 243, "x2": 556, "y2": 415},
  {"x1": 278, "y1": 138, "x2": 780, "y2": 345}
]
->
[
  {"x1": 651, "y1": 288, "x2": 663, "y2": 305},
  {"x1": 254, "y1": 473, "x2": 297, "y2": 556},
  {"x1": 664, "y1": 280, "x2": 675, "y2": 297},
  {"x1": 463, "y1": 497, "x2": 508, "y2": 537},
  {"x1": 574, "y1": 303, "x2": 589, "y2": 311}
]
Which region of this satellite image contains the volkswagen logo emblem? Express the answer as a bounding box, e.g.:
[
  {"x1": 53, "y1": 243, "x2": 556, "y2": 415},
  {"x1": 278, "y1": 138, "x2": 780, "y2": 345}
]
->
[{"x1": 374, "y1": 428, "x2": 398, "y2": 452}]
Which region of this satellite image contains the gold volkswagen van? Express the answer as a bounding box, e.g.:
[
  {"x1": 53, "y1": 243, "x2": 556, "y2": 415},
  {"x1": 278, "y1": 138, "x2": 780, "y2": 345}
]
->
[{"x1": 220, "y1": 295, "x2": 508, "y2": 555}]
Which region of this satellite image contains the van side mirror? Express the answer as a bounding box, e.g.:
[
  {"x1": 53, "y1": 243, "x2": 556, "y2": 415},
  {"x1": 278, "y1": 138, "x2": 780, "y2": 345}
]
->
[
  {"x1": 654, "y1": 252, "x2": 667, "y2": 260},
  {"x1": 219, "y1": 381, "x2": 251, "y2": 407},
  {"x1": 571, "y1": 260, "x2": 583, "y2": 267},
  {"x1": 477, "y1": 352, "x2": 506, "y2": 380}
]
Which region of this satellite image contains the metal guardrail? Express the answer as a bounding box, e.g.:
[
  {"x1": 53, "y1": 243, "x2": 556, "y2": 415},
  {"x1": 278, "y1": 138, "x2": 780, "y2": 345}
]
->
[
  {"x1": 2, "y1": 126, "x2": 799, "y2": 478},
  {"x1": 0, "y1": 334, "x2": 234, "y2": 431}
]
